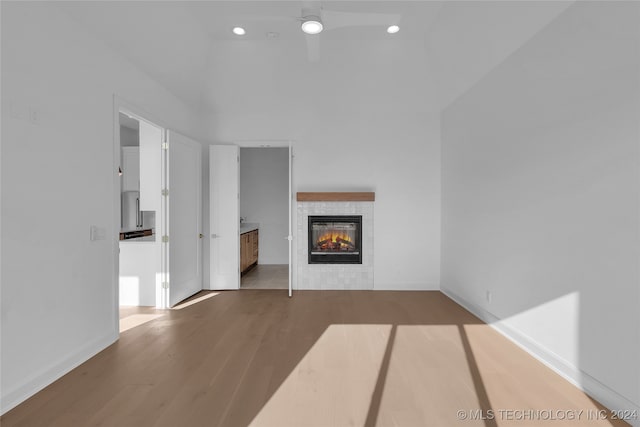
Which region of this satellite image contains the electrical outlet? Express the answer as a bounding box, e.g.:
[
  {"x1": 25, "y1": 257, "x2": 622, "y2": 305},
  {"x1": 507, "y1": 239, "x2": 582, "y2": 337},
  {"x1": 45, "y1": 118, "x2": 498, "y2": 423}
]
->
[{"x1": 486, "y1": 291, "x2": 492, "y2": 304}]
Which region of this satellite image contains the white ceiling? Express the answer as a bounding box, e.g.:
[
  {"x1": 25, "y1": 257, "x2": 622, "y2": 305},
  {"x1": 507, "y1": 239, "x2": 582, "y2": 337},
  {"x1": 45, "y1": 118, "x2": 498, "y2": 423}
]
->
[{"x1": 59, "y1": 1, "x2": 573, "y2": 113}]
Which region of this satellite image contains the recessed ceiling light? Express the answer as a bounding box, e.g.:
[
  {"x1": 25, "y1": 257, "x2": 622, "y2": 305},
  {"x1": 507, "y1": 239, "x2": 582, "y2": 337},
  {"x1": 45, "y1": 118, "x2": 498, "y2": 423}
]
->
[
  {"x1": 232, "y1": 27, "x2": 246, "y2": 36},
  {"x1": 387, "y1": 25, "x2": 400, "y2": 34},
  {"x1": 301, "y1": 17, "x2": 323, "y2": 35}
]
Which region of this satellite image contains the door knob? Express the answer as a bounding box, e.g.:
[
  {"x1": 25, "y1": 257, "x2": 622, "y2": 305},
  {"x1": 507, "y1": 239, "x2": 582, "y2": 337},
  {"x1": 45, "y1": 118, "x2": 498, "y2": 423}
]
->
[{"x1": 199, "y1": 233, "x2": 203, "y2": 239}]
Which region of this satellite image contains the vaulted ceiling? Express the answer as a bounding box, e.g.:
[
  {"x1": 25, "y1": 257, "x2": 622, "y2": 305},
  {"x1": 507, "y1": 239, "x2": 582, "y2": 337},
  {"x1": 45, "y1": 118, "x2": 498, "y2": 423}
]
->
[{"x1": 59, "y1": 1, "x2": 573, "y2": 114}]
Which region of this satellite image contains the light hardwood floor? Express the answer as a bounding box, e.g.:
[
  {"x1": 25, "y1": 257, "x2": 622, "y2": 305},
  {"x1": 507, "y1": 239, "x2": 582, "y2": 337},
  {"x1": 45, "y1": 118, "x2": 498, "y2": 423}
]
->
[
  {"x1": 241, "y1": 264, "x2": 288, "y2": 290},
  {"x1": 1, "y1": 291, "x2": 628, "y2": 427}
]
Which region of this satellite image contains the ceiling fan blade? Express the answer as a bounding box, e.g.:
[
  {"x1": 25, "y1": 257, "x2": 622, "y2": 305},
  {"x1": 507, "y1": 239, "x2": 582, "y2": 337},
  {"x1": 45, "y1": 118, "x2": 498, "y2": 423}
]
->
[
  {"x1": 321, "y1": 9, "x2": 400, "y2": 30},
  {"x1": 305, "y1": 34, "x2": 320, "y2": 62}
]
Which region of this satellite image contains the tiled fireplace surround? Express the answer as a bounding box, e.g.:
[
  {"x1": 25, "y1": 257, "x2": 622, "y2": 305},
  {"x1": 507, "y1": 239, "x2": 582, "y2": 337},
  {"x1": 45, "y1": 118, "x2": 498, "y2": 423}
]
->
[{"x1": 297, "y1": 200, "x2": 374, "y2": 290}]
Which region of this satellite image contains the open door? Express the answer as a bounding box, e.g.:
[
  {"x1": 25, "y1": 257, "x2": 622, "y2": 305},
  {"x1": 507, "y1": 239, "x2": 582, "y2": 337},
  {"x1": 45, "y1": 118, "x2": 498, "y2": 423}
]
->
[
  {"x1": 209, "y1": 145, "x2": 240, "y2": 290},
  {"x1": 138, "y1": 119, "x2": 165, "y2": 308},
  {"x1": 167, "y1": 131, "x2": 202, "y2": 306}
]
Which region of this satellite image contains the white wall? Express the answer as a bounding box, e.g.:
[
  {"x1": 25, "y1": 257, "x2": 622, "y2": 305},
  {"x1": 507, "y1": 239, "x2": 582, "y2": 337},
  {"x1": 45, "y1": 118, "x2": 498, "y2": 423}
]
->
[
  {"x1": 120, "y1": 126, "x2": 138, "y2": 147},
  {"x1": 441, "y1": 1, "x2": 640, "y2": 417},
  {"x1": 0, "y1": 2, "x2": 203, "y2": 413},
  {"x1": 426, "y1": 1, "x2": 572, "y2": 109},
  {"x1": 201, "y1": 38, "x2": 441, "y2": 290},
  {"x1": 204, "y1": 113, "x2": 441, "y2": 290},
  {"x1": 240, "y1": 148, "x2": 288, "y2": 265}
]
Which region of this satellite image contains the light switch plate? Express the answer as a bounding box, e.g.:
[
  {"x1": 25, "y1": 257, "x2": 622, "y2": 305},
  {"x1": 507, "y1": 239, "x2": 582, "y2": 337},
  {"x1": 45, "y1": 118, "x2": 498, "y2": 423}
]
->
[{"x1": 90, "y1": 226, "x2": 106, "y2": 241}]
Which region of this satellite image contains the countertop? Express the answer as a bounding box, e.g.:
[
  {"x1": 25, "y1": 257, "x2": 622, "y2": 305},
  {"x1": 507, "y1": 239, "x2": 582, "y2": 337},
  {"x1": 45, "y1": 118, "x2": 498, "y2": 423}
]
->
[
  {"x1": 240, "y1": 223, "x2": 259, "y2": 234},
  {"x1": 120, "y1": 227, "x2": 155, "y2": 243},
  {"x1": 120, "y1": 227, "x2": 153, "y2": 234},
  {"x1": 120, "y1": 234, "x2": 156, "y2": 243}
]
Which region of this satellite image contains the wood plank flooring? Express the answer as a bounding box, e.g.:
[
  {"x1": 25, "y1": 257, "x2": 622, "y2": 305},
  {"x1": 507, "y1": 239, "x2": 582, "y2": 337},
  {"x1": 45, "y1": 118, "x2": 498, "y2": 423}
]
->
[
  {"x1": 1, "y1": 291, "x2": 628, "y2": 427},
  {"x1": 241, "y1": 265, "x2": 288, "y2": 290}
]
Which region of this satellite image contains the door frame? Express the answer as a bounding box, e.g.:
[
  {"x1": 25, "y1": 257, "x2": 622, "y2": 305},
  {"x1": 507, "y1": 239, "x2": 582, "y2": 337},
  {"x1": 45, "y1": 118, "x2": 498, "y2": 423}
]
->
[
  {"x1": 112, "y1": 96, "x2": 169, "y2": 334},
  {"x1": 235, "y1": 140, "x2": 294, "y2": 296}
]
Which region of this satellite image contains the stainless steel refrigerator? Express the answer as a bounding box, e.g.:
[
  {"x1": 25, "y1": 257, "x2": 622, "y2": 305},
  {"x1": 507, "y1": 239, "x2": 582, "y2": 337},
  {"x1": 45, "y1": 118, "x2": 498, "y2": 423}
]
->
[{"x1": 121, "y1": 191, "x2": 142, "y2": 230}]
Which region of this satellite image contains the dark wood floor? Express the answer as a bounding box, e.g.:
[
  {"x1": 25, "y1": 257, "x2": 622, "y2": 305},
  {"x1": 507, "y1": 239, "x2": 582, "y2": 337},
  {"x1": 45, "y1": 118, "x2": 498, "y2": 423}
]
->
[{"x1": 1, "y1": 291, "x2": 627, "y2": 427}]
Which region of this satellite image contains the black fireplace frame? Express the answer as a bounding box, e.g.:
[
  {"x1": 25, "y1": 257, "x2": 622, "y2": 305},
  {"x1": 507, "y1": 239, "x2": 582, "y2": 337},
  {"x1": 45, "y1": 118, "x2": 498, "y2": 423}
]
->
[{"x1": 308, "y1": 215, "x2": 362, "y2": 264}]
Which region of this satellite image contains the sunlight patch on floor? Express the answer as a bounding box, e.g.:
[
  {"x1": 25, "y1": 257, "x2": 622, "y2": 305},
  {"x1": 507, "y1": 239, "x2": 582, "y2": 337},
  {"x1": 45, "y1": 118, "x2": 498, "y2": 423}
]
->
[
  {"x1": 249, "y1": 324, "x2": 392, "y2": 427},
  {"x1": 119, "y1": 313, "x2": 165, "y2": 333},
  {"x1": 377, "y1": 325, "x2": 486, "y2": 426},
  {"x1": 172, "y1": 292, "x2": 220, "y2": 310},
  {"x1": 462, "y1": 321, "x2": 617, "y2": 426}
]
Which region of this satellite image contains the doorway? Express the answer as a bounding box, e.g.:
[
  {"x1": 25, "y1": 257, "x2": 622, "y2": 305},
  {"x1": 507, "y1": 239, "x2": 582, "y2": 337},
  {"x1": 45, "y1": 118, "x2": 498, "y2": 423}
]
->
[
  {"x1": 117, "y1": 111, "x2": 163, "y2": 311},
  {"x1": 239, "y1": 147, "x2": 289, "y2": 290},
  {"x1": 209, "y1": 142, "x2": 293, "y2": 296},
  {"x1": 114, "y1": 99, "x2": 203, "y2": 326}
]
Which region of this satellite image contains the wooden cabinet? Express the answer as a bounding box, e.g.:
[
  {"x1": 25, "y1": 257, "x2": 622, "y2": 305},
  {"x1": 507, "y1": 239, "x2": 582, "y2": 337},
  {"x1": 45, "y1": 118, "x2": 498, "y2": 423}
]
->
[
  {"x1": 240, "y1": 229, "x2": 259, "y2": 274},
  {"x1": 240, "y1": 233, "x2": 249, "y2": 272},
  {"x1": 121, "y1": 147, "x2": 140, "y2": 192}
]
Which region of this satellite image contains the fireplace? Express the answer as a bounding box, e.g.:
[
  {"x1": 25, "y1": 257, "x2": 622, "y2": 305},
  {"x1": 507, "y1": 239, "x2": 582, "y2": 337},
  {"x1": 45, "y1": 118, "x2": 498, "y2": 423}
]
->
[{"x1": 308, "y1": 215, "x2": 362, "y2": 264}]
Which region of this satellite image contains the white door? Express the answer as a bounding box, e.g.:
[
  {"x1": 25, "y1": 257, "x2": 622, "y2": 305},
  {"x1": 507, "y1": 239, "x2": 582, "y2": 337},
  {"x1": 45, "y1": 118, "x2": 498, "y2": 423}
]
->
[
  {"x1": 120, "y1": 147, "x2": 140, "y2": 192},
  {"x1": 209, "y1": 145, "x2": 239, "y2": 290},
  {"x1": 167, "y1": 131, "x2": 202, "y2": 306},
  {"x1": 139, "y1": 121, "x2": 162, "y2": 212},
  {"x1": 138, "y1": 119, "x2": 165, "y2": 308}
]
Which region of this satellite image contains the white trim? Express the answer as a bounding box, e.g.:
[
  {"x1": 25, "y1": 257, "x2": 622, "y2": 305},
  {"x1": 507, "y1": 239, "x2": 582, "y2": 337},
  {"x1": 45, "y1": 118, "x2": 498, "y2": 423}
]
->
[
  {"x1": 112, "y1": 95, "x2": 121, "y2": 337},
  {"x1": 374, "y1": 282, "x2": 439, "y2": 291},
  {"x1": 115, "y1": 95, "x2": 170, "y2": 131},
  {"x1": 0, "y1": 331, "x2": 118, "y2": 414},
  {"x1": 234, "y1": 139, "x2": 291, "y2": 148},
  {"x1": 161, "y1": 128, "x2": 170, "y2": 308},
  {"x1": 441, "y1": 287, "x2": 640, "y2": 427}
]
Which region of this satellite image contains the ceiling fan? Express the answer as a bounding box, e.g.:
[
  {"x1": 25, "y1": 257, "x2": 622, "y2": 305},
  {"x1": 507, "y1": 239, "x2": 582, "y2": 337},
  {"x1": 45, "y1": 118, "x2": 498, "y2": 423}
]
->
[{"x1": 297, "y1": 6, "x2": 400, "y2": 62}]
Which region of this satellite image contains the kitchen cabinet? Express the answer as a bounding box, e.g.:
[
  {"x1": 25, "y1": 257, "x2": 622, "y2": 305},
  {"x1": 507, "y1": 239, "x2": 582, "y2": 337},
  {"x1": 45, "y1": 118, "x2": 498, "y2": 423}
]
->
[
  {"x1": 121, "y1": 147, "x2": 140, "y2": 192},
  {"x1": 240, "y1": 229, "x2": 259, "y2": 274},
  {"x1": 119, "y1": 239, "x2": 159, "y2": 306}
]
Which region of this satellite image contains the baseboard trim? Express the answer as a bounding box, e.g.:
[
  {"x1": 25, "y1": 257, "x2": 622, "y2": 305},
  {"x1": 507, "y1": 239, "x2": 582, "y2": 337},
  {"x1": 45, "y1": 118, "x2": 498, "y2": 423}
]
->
[
  {"x1": 1, "y1": 330, "x2": 118, "y2": 415},
  {"x1": 373, "y1": 282, "x2": 439, "y2": 291},
  {"x1": 441, "y1": 287, "x2": 640, "y2": 427}
]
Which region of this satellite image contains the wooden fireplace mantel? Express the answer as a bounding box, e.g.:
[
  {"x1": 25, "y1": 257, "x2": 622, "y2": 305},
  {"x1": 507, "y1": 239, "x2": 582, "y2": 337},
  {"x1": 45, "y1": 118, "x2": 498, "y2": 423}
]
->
[{"x1": 296, "y1": 192, "x2": 375, "y2": 202}]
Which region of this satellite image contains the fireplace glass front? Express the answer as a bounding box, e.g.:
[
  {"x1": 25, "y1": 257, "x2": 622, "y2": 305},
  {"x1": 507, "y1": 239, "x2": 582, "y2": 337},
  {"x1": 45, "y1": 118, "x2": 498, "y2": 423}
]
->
[{"x1": 308, "y1": 215, "x2": 362, "y2": 264}]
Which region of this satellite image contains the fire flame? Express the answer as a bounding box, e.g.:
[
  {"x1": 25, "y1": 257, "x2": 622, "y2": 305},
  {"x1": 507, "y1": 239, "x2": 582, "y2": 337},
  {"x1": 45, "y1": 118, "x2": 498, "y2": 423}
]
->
[
  {"x1": 315, "y1": 230, "x2": 354, "y2": 252},
  {"x1": 318, "y1": 231, "x2": 352, "y2": 245}
]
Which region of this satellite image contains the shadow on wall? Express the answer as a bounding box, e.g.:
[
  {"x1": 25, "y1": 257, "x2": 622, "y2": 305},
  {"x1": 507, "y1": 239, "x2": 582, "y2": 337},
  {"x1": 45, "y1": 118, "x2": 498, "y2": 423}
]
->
[{"x1": 440, "y1": 0, "x2": 640, "y2": 420}]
